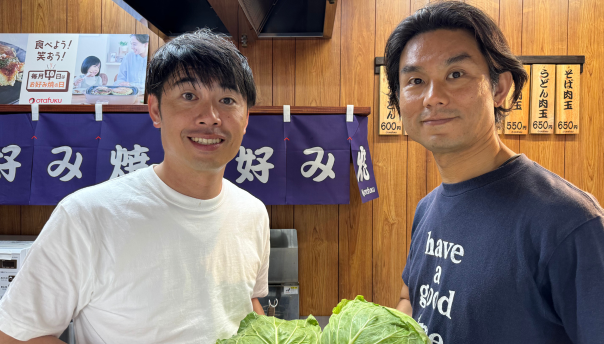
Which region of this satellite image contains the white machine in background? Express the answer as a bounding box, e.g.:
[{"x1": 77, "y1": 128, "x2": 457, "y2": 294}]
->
[
  {"x1": 0, "y1": 236, "x2": 75, "y2": 344},
  {"x1": 258, "y1": 229, "x2": 300, "y2": 320},
  {"x1": 0, "y1": 240, "x2": 34, "y2": 300}
]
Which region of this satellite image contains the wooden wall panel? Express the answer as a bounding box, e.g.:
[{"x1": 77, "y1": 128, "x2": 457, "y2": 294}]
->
[
  {"x1": 67, "y1": 0, "x2": 101, "y2": 33},
  {"x1": 372, "y1": 0, "x2": 410, "y2": 308},
  {"x1": 566, "y1": 0, "x2": 604, "y2": 201},
  {"x1": 294, "y1": 15, "x2": 341, "y2": 107},
  {"x1": 499, "y1": 0, "x2": 523, "y2": 153},
  {"x1": 239, "y1": 8, "x2": 272, "y2": 106},
  {"x1": 237, "y1": 9, "x2": 273, "y2": 226},
  {"x1": 0, "y1": 206, "x2": 20, "y2": 234},
  {"x1": 270, "y1": 39, "x2": 296, "y2": 229},
  {"x1": 295, "y1": 204, "x2": 339, "y2": 316},
  {"x1": 426, "y1": 148, "x2": 441, "y2": 192},
  {"x1": 240, "y1": 39, "x2": 272, "y2": 106},
  {"x1": 294, "y1": 0, "x2": 341, "y2": 317},
  {"x1": 272, "y1": 40, "x2": 295, "y2": 107},
  {"x1": 411, "y1": 0, "x2": 430, "y2": 12},
  {"x1": 22, "y1": 0, "x2": 67, "y2": 33},
  {"x1": 0, "y1": 0, "x2": 22, "y2": 33},
  {"x1": 0, "y1": 0, "x2": 22, "y2": 234},
  {"x1": 21, "y1": 207, "x2": 55, "y2": 235},
  {"x1": 101, "y1": 0, "x2": 135, "y2": 34},
  {"x1": 338, "y1": 0, "x2": 375, "y2": 303},
  {"x1": 373, "y1": 132, "x2": 409, "y2": 308},
  {"x1": 466, "y1": 0, "x2": 499, "y2": 22},
  {"x1": 520, "y1": 0, "x2": 567, "y2": 177},
  {"x1": 19, "y1": 0, "x2": 67, "y2": 235}
]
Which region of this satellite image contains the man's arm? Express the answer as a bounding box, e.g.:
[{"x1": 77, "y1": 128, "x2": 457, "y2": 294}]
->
[
  {"x1": 0, "y1": 331, "x2": 64, "y2": 344},
  {"x1": 546, "y1": 217, "x2": 604, "y2": 343},
  {"x1": 395, "y1": 281, "x2": 413, "y2": 316},
  {"x1": 251, "y1": 298, "x2": 265, "y2": 315},
  {"x1": 114, "y1": 56, "x2": 128, "y2": 86}
]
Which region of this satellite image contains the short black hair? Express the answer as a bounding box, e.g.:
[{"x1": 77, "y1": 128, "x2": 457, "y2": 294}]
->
[
  {"x1": 146, "y1": 28, "x2": 256, "y2": 109},
  {"x1": 131, "y1": 34, "x2": 149, "y2": 44},
  {"x1": 81, "y1": 56, "x2": 101, "y2": 76},
  {"x1": 384, "y1": 1, "x2": 528, "y2": 126}
]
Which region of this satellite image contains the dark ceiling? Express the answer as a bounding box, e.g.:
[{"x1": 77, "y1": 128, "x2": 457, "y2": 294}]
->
[{"x1": 124, "y1": 0, "x2": 229, "y2": 36}]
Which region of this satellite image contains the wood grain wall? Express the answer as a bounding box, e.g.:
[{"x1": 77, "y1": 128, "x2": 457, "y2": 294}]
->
[{"x1": 1, "y1": 0, "x2": 603, "y2": 317}]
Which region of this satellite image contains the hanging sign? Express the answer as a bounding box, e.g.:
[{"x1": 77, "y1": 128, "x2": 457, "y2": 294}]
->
[
  {"x1": 0, "y1": 114, "x2": 35, "y2": 205},
  {"x1": 378, "y1": 66, "x2": 404, "y2": 135},
  {"x1": 348, "y1": 115, "x2": 379, "y2": 203},
  {"x1": 529, "y1": 64, "x2": 555, "y2": 134},
  {"x1": 504, "y1": 65, "x2": 531, "y2": 135},
  {"x1": 284, "y1": 115, "x2": 351, "y2": 205},
  {"x1": 0, "y1": 113, "x2": 377, "y2": 206},
  {"x1": 554, "y1": 64, "x2": 580, "y2": 134},
  {"x1": 224, "y1": 115, "x2": 286, "y2": 205}
]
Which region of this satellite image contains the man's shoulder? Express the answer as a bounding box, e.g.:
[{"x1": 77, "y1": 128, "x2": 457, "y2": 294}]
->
[
  {"x1": 514, "y1": 159, "x2": 602, "y2": 218},
  {"x1": 60, "y1": 168, "x2": 151, "y2": 211},
  {"x1": 223, "y1": 179, "x2": 268, "y2": 215},
  {"x1": 416, "y1": 186, "x2": 441, "y2": 215}
]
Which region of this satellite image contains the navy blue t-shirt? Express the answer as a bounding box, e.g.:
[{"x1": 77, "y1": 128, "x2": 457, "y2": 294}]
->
[{"x1": 402, "y1": 154, "x2": 604, "y2": 344}]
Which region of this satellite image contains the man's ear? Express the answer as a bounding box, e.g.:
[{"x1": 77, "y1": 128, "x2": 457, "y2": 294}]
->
[
  {"x1": 243, "y1": 108, "x2": 250, "y2": 135},
  {"x1": 493, "y1": 71, "x2": 513, "y2": 107},
  {"x1": 148, "y1": 94, "x2": 162, "y2": 129}
]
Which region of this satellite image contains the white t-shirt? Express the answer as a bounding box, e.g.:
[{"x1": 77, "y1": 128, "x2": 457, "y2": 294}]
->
[{"x1": 0, "y1": 166, "x2": 270, "y2": 343}]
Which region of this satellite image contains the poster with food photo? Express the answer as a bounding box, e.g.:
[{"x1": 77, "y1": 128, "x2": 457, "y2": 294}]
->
[
  {"x1": 71, "y1": 34, "x2": 148, "y2": 105},
  {"x1": 0, "y1": 34, "x2": 27, "y2": 105},
  {"x1": 0, "y1": 33, "x2": 148, "y2": 105}
]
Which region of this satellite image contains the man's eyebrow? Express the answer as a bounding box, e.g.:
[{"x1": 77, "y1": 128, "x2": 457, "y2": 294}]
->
[
  {"x1": 171, "y1": 77, "x2": 199, "y2": 88},
  {"x1": 400, "y1": 65, "x2": 422, "y2": 74},
  {"x1": 445, "y1": 53, "x2": 472, "y2": 66}
]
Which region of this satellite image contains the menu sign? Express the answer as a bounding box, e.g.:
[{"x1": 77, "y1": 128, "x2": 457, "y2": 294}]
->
[
  {"x1": 529, "y1": 64, "x2": 555, "y2": 134},
  {"x1": 554, "y1": 64, "x2": 580, "y2": 134},
  {"x1": 0, "y1": 33, "x2": 148, "y2": 105},
  {"x1": 503, "y1": 65, "x2": 531, "y2": 135},
  {"x1": 378, "y1": 66, "x2": 404, "y2": 135}
]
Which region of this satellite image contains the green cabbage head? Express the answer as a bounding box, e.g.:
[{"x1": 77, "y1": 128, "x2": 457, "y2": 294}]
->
[
  {"x1": 216, "y1": 312, "x2": 322, "y2": 344},
  {"x1": 320, "y1": 296, "x2": 430, "y2": 344}
]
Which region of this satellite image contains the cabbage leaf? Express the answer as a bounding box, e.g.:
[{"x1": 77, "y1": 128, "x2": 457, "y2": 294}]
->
[
  {"x1": 320, "y1": 296, "x2": 430, "y2": 344},
  {"x1": 216, "y1": 312, "x2": 321, "y2": 344}
]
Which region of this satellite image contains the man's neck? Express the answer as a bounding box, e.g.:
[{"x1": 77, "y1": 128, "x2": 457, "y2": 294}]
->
[
  {"x1": 153, "y1": 161, "x2": 223, "y2": 200},
  {"x1": 433, "y1": 130, "x2": 516, "y2": 184}
]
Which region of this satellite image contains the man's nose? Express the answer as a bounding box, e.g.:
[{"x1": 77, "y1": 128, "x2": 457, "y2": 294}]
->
[
  {"x1": 423, "y1": 81, "x2": 449, "y2": 109},
  {"x1": 196, "y1": 102, "x2": 221, "y2": 126}
]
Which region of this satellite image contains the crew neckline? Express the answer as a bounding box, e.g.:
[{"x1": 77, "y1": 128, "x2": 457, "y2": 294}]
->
[
  {"x1": 141, "y1": 165, "x2": 227, "y2": 211},
  {"x1": 440, "y1": 154, "x2": 530, "y2": 197}
]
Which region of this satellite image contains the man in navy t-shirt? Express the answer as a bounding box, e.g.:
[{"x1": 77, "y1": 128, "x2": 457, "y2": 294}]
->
[{"x1": 383, "y1": 2, "x2": 604, "y2": 343}]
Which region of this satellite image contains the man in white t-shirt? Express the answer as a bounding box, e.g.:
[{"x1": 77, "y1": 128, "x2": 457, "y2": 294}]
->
[{"x1": 0, "y1": 29, "x2": 269, "y2": 344}]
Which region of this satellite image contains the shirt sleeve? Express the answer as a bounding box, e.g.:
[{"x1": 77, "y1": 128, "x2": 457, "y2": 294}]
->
[
  {"x1": 544, "y1": 216, "x2": 604, "y2": 344},
  {"x1": 0, "y1": 204, "x2": 95, "y2": 341},
  {"x1": 114, "y1": 55, "x2": 129, "y2": 85},
  {"x1": 251, "y1": 211, "x2": 270, "y2": 299}
]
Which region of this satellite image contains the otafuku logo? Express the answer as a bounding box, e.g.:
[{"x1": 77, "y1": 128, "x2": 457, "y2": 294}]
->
[{"x1": 28, "y1": 98, "x2": 63, "y2": 104}]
